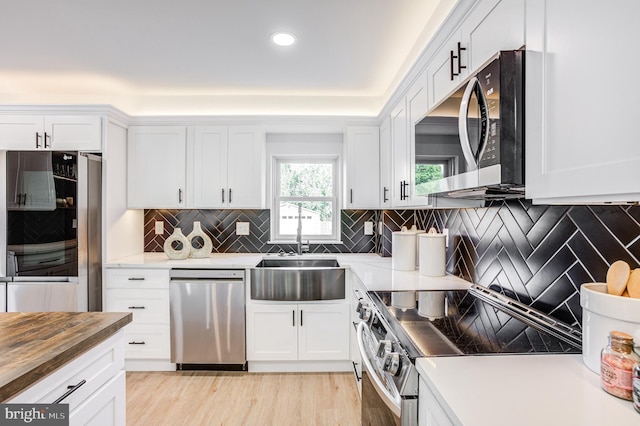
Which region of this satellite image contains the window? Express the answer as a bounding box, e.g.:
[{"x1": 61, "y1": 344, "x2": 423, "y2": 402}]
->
[
  {"x1": 414, "y1": 156, "x2": 456, "y2": 196},
  {"x1": 273, "y1": 158, "x2": 339, "y2": 242}
]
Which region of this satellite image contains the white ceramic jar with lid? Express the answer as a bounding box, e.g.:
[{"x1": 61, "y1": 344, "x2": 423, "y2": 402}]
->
[{"x1": 419, "y1": 228, "x2": 446, "y2": 276}]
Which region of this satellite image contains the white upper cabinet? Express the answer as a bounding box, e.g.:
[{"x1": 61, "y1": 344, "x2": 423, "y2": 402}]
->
[
  {"x1": 127, "y1": 126, "x2": 187, "y2": 209},
  {"x1": 427, "y1": 28, "x2": 466, "y2": 109},
  {"x1": 345, "y1": 126, "x2": 380, "y2": 209},
  {"x1": 225, "y1": 126, "x2": 265, "y2": 209},
  {"x1": 407, "y1": 73, "x2": 430, "y2": 207},
  {"x1": 0, "y1": 115, "x2": 101, "y2": 151},
  {"x1": 379, "y1": 117, "x2": 392, "y2": 208},
  {"x1": 427, "y1": 0, "x2": 525, "y2": 111},
  {"x1": 526, "y1": 0, "x2": 640, "y2": 203},
  {"x1": 128, "y1": 125, "x2": 265, "y2": 209},
  {"x1": 188, "y1": 125, "x2": 265, "y2": 209},
  {"x1": 187, "y1": 126, "x2": 228, "y2": 208},
  {"x1": 463, "y1": 0, "x2": 525, "y2": 73},
  {"x1": 391, "y1": 99, "x2": 410, "y2": 207}
]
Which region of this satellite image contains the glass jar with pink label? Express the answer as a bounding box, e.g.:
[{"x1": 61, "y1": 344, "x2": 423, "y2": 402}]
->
[{"x1": 601, "y1": 331, "x2": 640, "y2": 400}]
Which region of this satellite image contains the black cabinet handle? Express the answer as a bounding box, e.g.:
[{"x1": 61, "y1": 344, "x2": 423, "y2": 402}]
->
[
  {"x1": 128, "y1": 341, "x2": 146, "y2": 345},
  {"x1": 178, "y1": 189, "x2": 183, "y2": 203},
  {"x1": 450, "y1": 49, "x2": 456, "y2": 81},
  {"x1": 128, "y1": 277, "x2": 145, "y2": 281},
  {"x1": 229, "y1": 188, "x2": 232, "y2": 203},
  {"x1": 352, "y1": 361, "x2": 361, "y2": 382},
  {"x1": 222, "y1": 188, "x2": 225, "y2": 203},
  {"x1": 128, "y1": 306, "x2": 146, "y2": 309},
  {"x1": 457, "y1": 42, "x2": 467, "y2": 74},
  {"x1": 53, "y1": 380, "x2": 86, "y2": 404},
  {"x1": 292, "y1": 310, "x2": 295, "y2": 327},
  {"x1": 350, "y1": 189, "x2": 353, "y2": 204},
  {"x1": 35, "y1": 132, "x2": 42, "y2": 148},
  {"x1": 44, "y1": 132, "x2": 51, "y2": 148},
  {"x1": 383, "y1": 187, "x2": 389, "y2": 203},
  {"x1": 300, "y1": 310, "x2": 303, "y2": 326},
  {"x1": 400, "y1": 181, "x2": 409, "y2": 200}
]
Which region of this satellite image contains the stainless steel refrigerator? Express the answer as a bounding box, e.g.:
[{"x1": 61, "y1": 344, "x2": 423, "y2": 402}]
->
[{"x1": 3, "y1": 151, "x2": 102, "y2": 312}]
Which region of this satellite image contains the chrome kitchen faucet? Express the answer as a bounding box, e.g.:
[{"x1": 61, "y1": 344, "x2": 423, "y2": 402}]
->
[{"x1": 296, "y1": 203, "x2": 310, "y2": 255}]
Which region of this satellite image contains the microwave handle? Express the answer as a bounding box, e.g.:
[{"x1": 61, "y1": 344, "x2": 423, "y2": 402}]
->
[{"x1": 458, "y1": 77, "x2": 489, "y2": 171}]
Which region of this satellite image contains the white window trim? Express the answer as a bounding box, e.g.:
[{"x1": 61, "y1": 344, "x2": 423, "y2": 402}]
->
[{"x1": 270, "y1": 155, "x2": 341, "y2": 243}]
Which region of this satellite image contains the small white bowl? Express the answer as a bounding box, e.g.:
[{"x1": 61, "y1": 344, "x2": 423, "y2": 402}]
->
[{"x1": 580, "y1": 283, "x2": 640, "y2": 374}]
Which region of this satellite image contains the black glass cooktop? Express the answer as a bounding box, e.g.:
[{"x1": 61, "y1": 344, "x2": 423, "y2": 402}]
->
[{"x1": 369, "y1": 290, "x2": 581, "y2": 361}]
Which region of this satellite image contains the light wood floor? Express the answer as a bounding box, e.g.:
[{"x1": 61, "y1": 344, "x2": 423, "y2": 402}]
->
[{"x1": 127, "y1": 371, "x2": 361, "y2": 426}]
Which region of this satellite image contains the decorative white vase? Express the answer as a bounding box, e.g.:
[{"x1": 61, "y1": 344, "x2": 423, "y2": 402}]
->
[
  {"x1": 163, "y1": 228, "x2": 190, "y2": 260},
  {"x1": 187, "y1": 221, "x2": 213, "y2": 258}
]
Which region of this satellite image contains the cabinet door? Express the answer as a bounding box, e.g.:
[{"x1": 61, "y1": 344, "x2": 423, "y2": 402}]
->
[
  {"x1": 463, "y1": 0, "x2": 525, "y2": 73},
  {"x1": 187, "y1": 126, "x2": 228, "y2": 208},
  {"x1": 526, "y1": 0, "x2": 640, "y2": 202},
  {"x1": 70, "y1": 371, "x2": 126, "y2": 426},
  {"x1": 379, "y1": 117, "x2": 392, "y2": 208},
  {"x1": 418, "y1": 377, "x2": 455, "y2": 426},
  {"x1": 298, "y1": 303, "x2": 349, "y2": 361},
  {"x1": 0, "y1": 115, "x2": 44, "y2": 149},
  {"x1": 127, "y1": 126, "x2": 187, "y2": 208},
  {"x1": 407, "y1": 76, "x2": 430, "y2": 207},
  {"x1": 246, "y1": 304, "x2": 297, "y2": 361},
  {"x1": 226, "y1": 126, "x2": 265, "y2": 209},
  {"x1": 427, "y1": 29, "x2": 464, "y2": 108},
  {"x1": 346, "y1": 126, "x2": 380, "y2": 209},
  {"x1": 391, "y1": 100, "x2": 409, "y2": 207},
  {"x1": 45, "y1": 116, "x2": 102, "y2": 151}
]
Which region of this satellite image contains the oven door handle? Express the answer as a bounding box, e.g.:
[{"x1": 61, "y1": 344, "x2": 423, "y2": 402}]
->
[{"x1": 356, "y1": 322, "x2": 402, "y2": 416}]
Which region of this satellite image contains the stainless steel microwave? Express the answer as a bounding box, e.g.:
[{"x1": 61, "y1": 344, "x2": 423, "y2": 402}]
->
[{"x1": 414, "y1": 50, "x2": 524, "y2": 200}]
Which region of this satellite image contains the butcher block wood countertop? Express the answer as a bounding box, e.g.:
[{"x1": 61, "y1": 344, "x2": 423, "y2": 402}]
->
[{"x1": 0, "y1": 311, "x2": 132, "y2": 401}]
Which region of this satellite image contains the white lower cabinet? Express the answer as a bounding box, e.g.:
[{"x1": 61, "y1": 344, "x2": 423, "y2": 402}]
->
[
  {"x1": 9, "y1": 331, "x2": 126, "y2": 426},
  {"x1": 70, "y1": 371, "x2": 125, "y2": 426},
  {"x1": 246, "y1": 303, "x2": 350, "y2": 362},
  {"x1": 419, "y1": 376, "x2": 455, "y2": 426},
  {"x1": 104, "y1": 268, "x2": 171, "y2": 370}
]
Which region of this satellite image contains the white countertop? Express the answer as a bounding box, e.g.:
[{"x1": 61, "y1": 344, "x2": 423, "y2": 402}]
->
[
  {"x1": 105, "y1": 252, "x2": 471, "y2": 292},
  {"x1": 416, "y1": 355, "x2": 639, "y2": 425}
]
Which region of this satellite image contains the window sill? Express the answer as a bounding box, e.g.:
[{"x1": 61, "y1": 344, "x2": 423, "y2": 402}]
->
[{"x1": 267, "y1": 240, "x2": 344, "y2": 245}]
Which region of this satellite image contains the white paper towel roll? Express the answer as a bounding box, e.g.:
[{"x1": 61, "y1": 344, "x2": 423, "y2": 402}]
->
[
  {"x1": 419, "y1": 229, "x2": 446, "y2": 276},
  {"x1": 392, "y1": 227, "x2": 417, "y2": 270}
]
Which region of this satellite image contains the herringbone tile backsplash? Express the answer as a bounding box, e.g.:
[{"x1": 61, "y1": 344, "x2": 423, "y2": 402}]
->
[
  {"x1": 380, "y1": 201, "x2": 640, "y2": 330},
  {"x1": 146, "y1": 202, "x2": 639, "y2": 338},
  {"x1": 144, "y1": 209, "x2": 378, "y2": 254}
]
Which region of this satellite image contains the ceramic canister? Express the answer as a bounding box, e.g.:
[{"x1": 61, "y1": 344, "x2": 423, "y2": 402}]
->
[
  {"x1": 392, "y1": 226, "x2": 418, "y2": 270},
  {"x1": 419, "y1": 228, "x2": 446, "y2": 276}
]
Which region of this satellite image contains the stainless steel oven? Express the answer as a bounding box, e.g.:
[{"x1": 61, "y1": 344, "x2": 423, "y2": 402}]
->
[
  {"x1": 355, "y1": 285, "x2": 582, "y2": 426},
  {"x1": 357, "y1": 315, "x2": 417, "y2": 425}
]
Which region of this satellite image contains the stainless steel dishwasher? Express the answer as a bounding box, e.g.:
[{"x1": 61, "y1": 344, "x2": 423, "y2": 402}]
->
[{"x1": 169, "y1": 269, "x2": 246, "y2": 369}]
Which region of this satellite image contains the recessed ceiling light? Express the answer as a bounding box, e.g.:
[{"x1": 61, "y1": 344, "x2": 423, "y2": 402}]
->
[{"x1": 271, "y1": 32, "x2": 296, "y2": 47}]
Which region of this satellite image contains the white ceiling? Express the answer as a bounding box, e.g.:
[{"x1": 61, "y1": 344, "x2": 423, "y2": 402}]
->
[{"x1": 0, "y1": 0, "x2": 456, "y2": 116}]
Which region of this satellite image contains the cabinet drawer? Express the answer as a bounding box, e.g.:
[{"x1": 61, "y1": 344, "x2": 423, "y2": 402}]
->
[
  {"x1": 105, "y1": 268, "x2": 169, "y2": 289},
  {"x1": 9, "y1": 332, "x2": 124, "y2": 412},
  {"x1": 105, "y1": 289, "x2": 169, "y2": 324},
  {"x1": 123, "y1": 324, "x2": 170, "y2": 359}
]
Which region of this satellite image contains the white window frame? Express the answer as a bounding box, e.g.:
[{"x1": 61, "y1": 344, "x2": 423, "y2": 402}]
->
[{"x1": 271, "y1": 156, "x2": 340, "y2": 243}]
